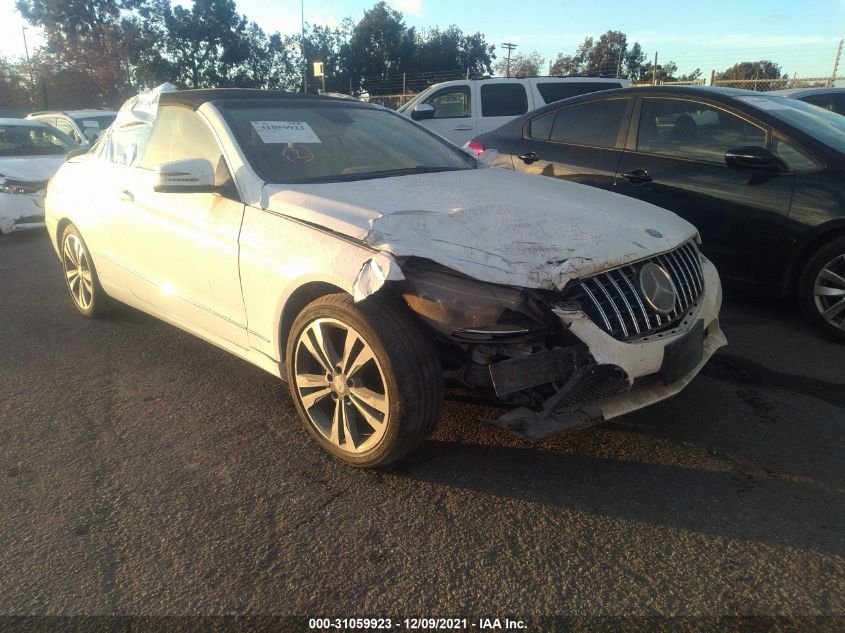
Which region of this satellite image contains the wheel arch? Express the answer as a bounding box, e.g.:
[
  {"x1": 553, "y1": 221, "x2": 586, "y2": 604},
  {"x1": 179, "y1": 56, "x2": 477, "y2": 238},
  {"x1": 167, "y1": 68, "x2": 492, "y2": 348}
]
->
[
  {"x1": 55, "y1": 217, "x2": 73, "y2": 249},
  {"x1": 783, "y1": 219, "x2": 845, "y2": 299},
  {"x1": 277, "y1": 281, "x2": 347, "y2": 363}
]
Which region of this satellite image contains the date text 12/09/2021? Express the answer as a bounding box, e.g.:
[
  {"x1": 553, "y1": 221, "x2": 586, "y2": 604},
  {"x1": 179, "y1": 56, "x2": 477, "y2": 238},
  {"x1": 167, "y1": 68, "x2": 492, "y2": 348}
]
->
[{"x1": 308, "y1": 618, "x2": 528, "y2": 630}]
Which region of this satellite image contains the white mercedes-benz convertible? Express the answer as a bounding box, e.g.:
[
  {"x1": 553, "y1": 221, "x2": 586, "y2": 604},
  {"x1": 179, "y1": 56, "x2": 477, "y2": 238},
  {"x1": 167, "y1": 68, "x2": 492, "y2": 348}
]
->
[{"x1": 46, "y1": 85, "x2": 726, "y2": 467}]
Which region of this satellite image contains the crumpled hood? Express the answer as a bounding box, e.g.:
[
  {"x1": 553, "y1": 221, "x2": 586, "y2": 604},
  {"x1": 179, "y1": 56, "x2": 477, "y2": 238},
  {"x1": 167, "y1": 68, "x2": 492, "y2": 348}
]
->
[
  {"x1": 262, "y1": 168, "x2": 698, "y2": 291},
  {"x1": 0, "y1": 156, "x2": 66, "y2": 182}
]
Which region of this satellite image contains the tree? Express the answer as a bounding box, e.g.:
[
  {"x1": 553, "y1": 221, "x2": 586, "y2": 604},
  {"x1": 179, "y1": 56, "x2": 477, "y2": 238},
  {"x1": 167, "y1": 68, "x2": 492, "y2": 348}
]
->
[
  {"x1": 495, "y1": 51, "x2": 544, "y2": 78},
  {"x1": 347, "y1": 1, "x2": 412, "y2": 89},
  {"x1": 164, "y1": 0, "x2": 251, "y2": 88},
  {"x1": 16, "y1": 0, "x2": 171, "y2": 106},
  {"x1": 232, "y1": 24, "x2": 299, "y2": 90},
  {"x1": 0, "y1": 56, "x2": 31, "y2": 108},
  {"x1": 550, "y1": 31, "x2": 649, "y2": 80},
  {"x1": 302, "y1": 19, "x2": 354, "y2": 94},
  {"x1": 718, "y1": 60, "x2": 786, "y2": 81},
  {"x1": 716, "y1": 60, "x2": 788, "y2": 90}
]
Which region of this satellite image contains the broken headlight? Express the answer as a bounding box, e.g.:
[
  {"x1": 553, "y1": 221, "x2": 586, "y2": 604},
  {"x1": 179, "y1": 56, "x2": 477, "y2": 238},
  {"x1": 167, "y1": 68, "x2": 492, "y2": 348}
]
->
[{"x1": 401, "y1": 262, "x2": 549, "y2": 338}]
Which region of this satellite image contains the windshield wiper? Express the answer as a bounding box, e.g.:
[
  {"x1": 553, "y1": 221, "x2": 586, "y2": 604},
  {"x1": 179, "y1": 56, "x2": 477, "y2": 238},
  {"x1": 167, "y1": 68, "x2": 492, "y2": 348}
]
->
[{"x1": 286, "y1": 165, "x2": 468, "y2": 184}]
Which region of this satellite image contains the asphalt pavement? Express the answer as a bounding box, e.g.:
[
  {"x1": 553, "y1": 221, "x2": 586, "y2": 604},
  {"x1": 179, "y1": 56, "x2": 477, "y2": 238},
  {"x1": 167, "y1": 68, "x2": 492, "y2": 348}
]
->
[{"x1": 1, "y1": 231, "x2": 843, "y2": 625}]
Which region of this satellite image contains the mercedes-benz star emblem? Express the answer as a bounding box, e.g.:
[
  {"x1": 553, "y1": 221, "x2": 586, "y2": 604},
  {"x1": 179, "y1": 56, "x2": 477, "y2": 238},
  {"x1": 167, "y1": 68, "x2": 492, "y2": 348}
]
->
[{"x1": 639, "y1": 262, "x2": 676, "y2": 314}]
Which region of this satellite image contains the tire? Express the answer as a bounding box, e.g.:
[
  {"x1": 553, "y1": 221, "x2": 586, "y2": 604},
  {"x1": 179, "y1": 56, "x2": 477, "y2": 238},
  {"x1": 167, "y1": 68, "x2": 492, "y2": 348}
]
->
[
  {"x1": 797, "y1": 236, "x2": 845, "y2": 344},
  {"x1": 285, "y1": 293, "x2": 443, "y2": 467},
  {"x1": 60, "y1": 224, "x2": 111, "y2": 318}
]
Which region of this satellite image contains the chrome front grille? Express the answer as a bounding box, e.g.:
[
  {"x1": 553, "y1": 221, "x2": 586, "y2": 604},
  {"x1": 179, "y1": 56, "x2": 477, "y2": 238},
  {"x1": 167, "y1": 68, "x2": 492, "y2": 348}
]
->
[{"x1": 571, "y1": 241, "x2": 704, "y2": 341}]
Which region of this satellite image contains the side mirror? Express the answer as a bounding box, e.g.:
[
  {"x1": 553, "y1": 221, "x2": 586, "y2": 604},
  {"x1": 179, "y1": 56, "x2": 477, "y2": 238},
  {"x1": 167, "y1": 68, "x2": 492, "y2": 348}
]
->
[
  {"x1": 66, "y1": 148, "x2": 88, "y2": 160},
  {"x1": 154, "y1": 158, "x2": 216, "y2": 193},
  {"x1": 725, "y1": 146, "x2": 786, "y2": 171},
  {"x1": 411, "y1": 103, "x2": 435, "y2": 121}
]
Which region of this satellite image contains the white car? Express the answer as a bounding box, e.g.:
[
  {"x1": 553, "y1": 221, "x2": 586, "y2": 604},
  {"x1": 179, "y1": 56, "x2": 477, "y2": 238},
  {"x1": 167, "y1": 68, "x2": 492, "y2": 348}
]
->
[
  {"x1": 46, "y1": 86, "x2": 725, "y2": 467},
  {"x1": 26, "y1": 109, "x2": 117, "y2": 148},
  {"x1": 0, "y1": 118, "x2": 78, "y2": 235},
  {"x1": 397, "y1": 77, "x2": 630, "y2": 145}
]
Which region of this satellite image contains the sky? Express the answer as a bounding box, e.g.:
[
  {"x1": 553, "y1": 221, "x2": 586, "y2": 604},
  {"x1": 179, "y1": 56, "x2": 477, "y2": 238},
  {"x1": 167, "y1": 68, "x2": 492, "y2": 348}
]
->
[{"x1": 2, "y1": 0, "x2": 844, "y2": 79}]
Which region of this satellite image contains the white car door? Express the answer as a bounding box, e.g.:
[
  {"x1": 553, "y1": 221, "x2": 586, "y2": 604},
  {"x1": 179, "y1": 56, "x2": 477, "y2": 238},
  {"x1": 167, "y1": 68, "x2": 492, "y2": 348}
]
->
[
  {"x1": 117, "y1": 105, "x2": 249, "y2": 348},
  {"x1": 411, "y1": 83, "x2": 476, "y2": 145},
  {"x1": 475, "y1": 82, "x2": 533, "y2": 136}
]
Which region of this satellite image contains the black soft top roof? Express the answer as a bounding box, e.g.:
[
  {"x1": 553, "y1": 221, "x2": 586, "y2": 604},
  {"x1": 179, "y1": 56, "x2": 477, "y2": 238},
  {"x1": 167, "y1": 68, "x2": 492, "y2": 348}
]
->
[{"x1": 159, "y1": 89, "x2": 368, "y2": 110}]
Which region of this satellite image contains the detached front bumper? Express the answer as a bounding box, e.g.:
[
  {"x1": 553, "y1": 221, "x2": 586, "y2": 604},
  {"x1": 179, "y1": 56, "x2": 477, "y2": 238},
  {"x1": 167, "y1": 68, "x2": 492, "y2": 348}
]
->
[
  {"x1": 0, "y1": 192, "x2": 46, "y2": 234},
  {"x1": 490, "y1": 258, "x2": 726, "y2": 439}
]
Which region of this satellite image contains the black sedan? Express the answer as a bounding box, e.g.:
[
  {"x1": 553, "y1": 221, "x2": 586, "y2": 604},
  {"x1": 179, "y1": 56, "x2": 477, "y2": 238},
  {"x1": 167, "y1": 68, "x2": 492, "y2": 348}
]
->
[{"x1": 469, "y1": 86, "x2": 845, "y2": 342}]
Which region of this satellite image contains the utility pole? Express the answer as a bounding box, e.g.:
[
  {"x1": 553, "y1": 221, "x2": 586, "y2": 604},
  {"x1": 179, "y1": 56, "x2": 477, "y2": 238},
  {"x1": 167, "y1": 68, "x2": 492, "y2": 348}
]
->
[
  {"x1": 301, "y1": 0, "x2": 307, "y2": 93},
  {"x1": 652, "y1": 51, "x2": 658, "y2": 85},
  {"x1": 21, "y1": 26, "x2": 35, "y2": 98},
  {"x1": 501, "y1": 42, "x2": 517, "y2": 78},
  {"x1": 616, "y1": 47, "x2": 623, "y2": 79},
  {"x1": 830, "y1": 38, "x2": 843, "y2": 87}
]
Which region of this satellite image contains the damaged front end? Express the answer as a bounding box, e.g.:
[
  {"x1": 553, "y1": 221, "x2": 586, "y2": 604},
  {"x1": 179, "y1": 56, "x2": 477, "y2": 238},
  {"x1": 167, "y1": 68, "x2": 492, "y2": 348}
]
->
[
  {"x1": 398, "y1": 247, "x2": 725, "y2": 440},
  {"x1": 0, "y1": 178, "x2": 49, "y2": 234}
]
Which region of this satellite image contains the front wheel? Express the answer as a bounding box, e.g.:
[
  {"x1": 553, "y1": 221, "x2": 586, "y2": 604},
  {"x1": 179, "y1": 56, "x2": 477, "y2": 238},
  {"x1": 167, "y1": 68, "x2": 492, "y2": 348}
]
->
[
  {"x1": 60, "y1": 224, "x2": 110, "y2": 318},
  {"x1": 798, "y1": 237, "x2": 845, "y2": 343},
  {"x1": 286, "y1": 293, "x2": 443, "y2": 467}
]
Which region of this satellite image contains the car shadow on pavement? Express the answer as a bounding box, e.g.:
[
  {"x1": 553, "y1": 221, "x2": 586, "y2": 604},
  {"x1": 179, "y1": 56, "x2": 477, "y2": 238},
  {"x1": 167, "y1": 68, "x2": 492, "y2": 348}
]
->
[
  {"x1": 386, "y1": 290, "x2": 845, "y2": 557},
  {"x1": 385, "y1": 423, "x2": 843, "y2": 556}
]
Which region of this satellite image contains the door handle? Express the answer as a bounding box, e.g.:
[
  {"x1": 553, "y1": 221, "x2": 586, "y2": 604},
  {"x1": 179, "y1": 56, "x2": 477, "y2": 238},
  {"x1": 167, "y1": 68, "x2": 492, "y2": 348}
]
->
[
  {"x1": 518, "y1": 152, "x2": 539, "y2": 165},
  {"x1": 452, "y1": 124, "x2": 474, "y2": 131},
  {"x1": 120, "y1": 189, "x2": 134, "y2": 202},
  {"x1": 621, "y1": 169, "x2": 653, "y2": 184}
]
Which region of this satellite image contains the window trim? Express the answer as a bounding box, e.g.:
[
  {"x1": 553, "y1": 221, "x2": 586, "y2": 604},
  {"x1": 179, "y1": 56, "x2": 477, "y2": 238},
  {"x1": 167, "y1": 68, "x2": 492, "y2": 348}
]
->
[{"x1": 523, "y1": 96, "x2": 634, "y2": 150}]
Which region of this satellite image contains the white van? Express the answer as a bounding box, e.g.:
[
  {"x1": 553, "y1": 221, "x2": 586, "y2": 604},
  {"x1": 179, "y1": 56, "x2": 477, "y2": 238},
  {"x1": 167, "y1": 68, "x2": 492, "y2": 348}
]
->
[{"x1": 397, "y1": 77, "x2": 630, "y2": 145}]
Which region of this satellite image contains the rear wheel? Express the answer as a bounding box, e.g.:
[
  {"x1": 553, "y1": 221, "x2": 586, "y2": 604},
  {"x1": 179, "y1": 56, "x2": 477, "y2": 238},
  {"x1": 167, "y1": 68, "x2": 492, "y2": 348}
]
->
[
  {"x1": 798, "y1": 237, "x2": 845, "y2": 343},
  {"x1": 60, "y1": 224, "x2": 110, "y2": 318},
  {"x1": 286, "y1": 293, "x2": 443, "y2": 467}
]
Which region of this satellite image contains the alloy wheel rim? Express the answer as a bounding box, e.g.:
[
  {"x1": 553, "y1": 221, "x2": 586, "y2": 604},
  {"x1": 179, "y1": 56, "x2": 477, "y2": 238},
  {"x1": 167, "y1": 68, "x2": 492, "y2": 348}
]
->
[
  {"x1": 293, "y1": 318, "x2": 390, "y2": 454},
  {"x1": 63, "y1": 234, "x2": 93, "y2": 310},
  {"x1": 813, "y1": 254, "x2": 845, "y2": 331}
]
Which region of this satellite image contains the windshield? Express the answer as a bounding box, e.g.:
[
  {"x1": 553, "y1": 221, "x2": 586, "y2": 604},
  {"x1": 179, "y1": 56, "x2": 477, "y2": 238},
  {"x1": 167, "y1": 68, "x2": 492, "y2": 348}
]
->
[
  {"x1": 737, "y1": 95, "x2": 845, "y2": 154},
  {"x1": 219, "y1": 102, "x2": 476, "y2": 184},
  {"x1": 0, "y1": 124, "x2": 78, "y2": 156},
  {"x1": 72, "y1": 114, "x2": 117, "y2": 142}
]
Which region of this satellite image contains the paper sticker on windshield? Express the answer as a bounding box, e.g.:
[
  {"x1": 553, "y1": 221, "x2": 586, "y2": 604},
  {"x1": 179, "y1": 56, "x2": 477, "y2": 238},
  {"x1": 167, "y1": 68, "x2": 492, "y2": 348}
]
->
[
  {"x1": 251, "y1": 121, "x2": 321, "y2": 144},
  {"x1": 737, "y1": 96, "x2": 792, "y2": 111},
  {"x1": 82, "y1": 120, "x2": 100, "y2": 128}
]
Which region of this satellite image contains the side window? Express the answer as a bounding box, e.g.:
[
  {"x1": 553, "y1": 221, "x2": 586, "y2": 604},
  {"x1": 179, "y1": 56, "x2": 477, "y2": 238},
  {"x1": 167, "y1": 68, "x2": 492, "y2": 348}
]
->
[
  {"x1": 138, "y1": 106, "x2": 233, "y2": 189},
  {"x1": 801, "y1": 94, "x2": 835, "y2": 112},
  {"x1": 529, "y1": 111, "x2": 555, "y2": 140},
  {"x1": 802, "y1": 93, "x2": 845, "y2": 116},
  {"x1": 536, "y1": 82, "x2": 622, "y2": 104},
  {"x1": 54, "y1": 117, "x2": 81, "y2": 144},
  {"x1": 481, "y1": 83, "x2": 528, "y2": 117},
  {"x1": 423, "y1": 86, "x2": 471, "y2": 119},
  {"x1": 772, "y1": 134, "x2": 820, "y2": 172},
  {"x1": 637, "y1": 98, "x2": 766, "y2": 163},
  {"x1": 549, "y1": 98, "x2": 630, "y2": 148}
]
